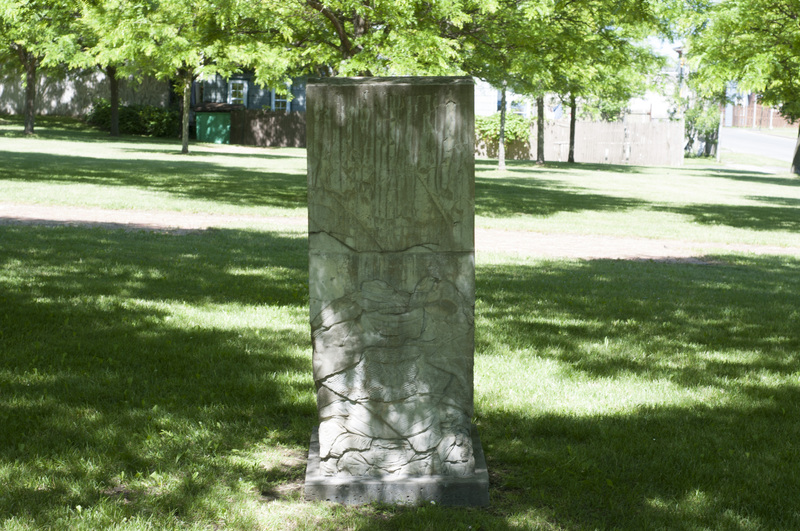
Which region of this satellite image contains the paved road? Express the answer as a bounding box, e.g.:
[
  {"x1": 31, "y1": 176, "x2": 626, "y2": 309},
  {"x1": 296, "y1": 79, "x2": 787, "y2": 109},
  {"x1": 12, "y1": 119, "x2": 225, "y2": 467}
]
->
[{"x1": 719, "y1": 127, "x2": 796, "y2": 162}]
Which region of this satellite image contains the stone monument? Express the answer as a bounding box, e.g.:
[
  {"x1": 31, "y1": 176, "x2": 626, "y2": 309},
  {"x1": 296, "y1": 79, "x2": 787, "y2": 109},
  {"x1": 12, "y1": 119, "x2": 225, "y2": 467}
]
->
[{"x1": 304, "y1": 77, "x2": 488, "y2": 506}]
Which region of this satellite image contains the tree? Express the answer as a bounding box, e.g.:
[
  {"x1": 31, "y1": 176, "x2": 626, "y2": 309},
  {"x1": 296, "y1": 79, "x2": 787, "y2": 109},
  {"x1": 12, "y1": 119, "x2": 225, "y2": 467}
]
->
[
  {"x1": 269, "y1": 0, "x2": 483, "y2": 77},
  {"x1": 73, "y1": 0, "x2": 486, "y2": 152},
  {"x1": 0, "y1": 0, "x2": 79, "y2": 134},
  {"x1": 69, "y1": 2, "x2": 131, "y2": 136},
  {"x1": 459, "y1": 0, "x2": 668, "y2": 166},
  {"x1": 556, "y1": 43, "x2": 661, "y2": 163},
  {"x1": 688, "y1": 0, "x2": 800, "y2": 173},
  {"x1": 82, "y1": 0, "x2": 288, "y2": 153},
  {"x1": 455, "y1": 0, "x2": 542, "y2": 170},
  {"x1": 528, "y1": 0, "x2": 666, "y2": 164},
  {"x1": 535, "y1": 95, "x2": 545, "y2": 164},
  {"x1": 684, "y1": 95, "x2": 722, "y2": 156}
]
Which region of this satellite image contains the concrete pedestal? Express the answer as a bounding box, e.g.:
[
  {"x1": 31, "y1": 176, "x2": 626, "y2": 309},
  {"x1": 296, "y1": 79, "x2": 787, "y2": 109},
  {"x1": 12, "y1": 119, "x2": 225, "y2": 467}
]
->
[
  {"x1": 306, "y1": 77, "x2": 487, "y2": 505},
  {"x1": 304, "y1": 424, "x2": 489, "y2": 506}
]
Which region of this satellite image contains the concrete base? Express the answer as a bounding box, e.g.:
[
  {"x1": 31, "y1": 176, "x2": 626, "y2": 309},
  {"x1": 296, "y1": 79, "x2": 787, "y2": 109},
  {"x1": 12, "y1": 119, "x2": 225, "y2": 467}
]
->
[{"x1": 304, "y1": 425, "x2": 489, "y2": 506}]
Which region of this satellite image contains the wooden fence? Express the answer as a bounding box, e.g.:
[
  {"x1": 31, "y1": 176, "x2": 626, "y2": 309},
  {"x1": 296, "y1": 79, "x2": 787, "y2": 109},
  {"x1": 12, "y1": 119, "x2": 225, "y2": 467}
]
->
[
  {"x1": 477, "y1": 119, "x2": 685, "y2": 167},
  {"x1": 230, "y1": 110, "x2": 306, "y2": 148},
  {"x1": 225, "y1": 111, "x2": 685, "y2": 163},
  {"x1": 729, "y1": 102, "x2": 794, "y2": 129}
]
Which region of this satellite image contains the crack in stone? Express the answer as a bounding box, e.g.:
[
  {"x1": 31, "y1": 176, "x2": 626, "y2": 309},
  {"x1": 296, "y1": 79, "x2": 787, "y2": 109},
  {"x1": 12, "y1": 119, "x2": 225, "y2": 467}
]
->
[
  {"x1": 319, "y1": 191, "x2": 386, "y2": 251},
  {"x1": 308, "y1": 230, "x2": 361, "y2": 254}
]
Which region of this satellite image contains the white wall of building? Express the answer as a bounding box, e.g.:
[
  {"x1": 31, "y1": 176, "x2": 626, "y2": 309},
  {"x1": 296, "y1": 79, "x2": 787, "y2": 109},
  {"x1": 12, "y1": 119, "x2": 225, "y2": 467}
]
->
[
  {"x1": 474, "y1": 79, "x2": 498, "y2": 117},
  {"x1": 0, "y1": 70, "x2": 170, "y2": 117}
]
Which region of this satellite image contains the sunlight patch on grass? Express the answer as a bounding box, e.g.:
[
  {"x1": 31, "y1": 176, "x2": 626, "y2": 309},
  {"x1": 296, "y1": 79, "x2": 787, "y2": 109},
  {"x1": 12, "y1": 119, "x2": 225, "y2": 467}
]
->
[
  {"x1": 478, "y1": 207, "x2": 800, "y2": 247},
  {"x1": 720, "y1": 151, "x2": 791, "y2": 169},
  {"x1": 646, "y1": 489, "x2": 765, "y2": 531},
  {"x1": 475, "y1": 351, "x2": 725, "y2": 417}
]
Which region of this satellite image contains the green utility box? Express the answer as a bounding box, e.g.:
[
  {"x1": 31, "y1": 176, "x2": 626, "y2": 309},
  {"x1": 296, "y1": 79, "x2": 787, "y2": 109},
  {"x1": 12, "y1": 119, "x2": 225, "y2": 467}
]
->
[{"x1": 196, "y1": 112, "x2": 231, "y2": 144}]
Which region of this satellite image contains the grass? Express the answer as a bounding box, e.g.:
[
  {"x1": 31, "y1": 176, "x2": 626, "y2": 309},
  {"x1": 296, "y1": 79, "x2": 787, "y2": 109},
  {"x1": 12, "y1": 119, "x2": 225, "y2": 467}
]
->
[
  {"x1": 2, "y1": 117, "x2": 800, "y2": 529},
  {"x1": 0, "y1": 115, "x2": 307, "y2": 218},
  {"x1": 758, "y1": 126, "x2": 799, "y2": 139},
  {"x1": 475, "y1": 158, "x2": 800, "y2": 247},
  {"x1": 0, "y1": 226, "x2": 315, "y2": 530},
  {"x1": 4, "y1": 115, "x2": 800, "y2": 246},
  {"x1": 717, "y1": 151, "x2": 791, "y2": 170}
]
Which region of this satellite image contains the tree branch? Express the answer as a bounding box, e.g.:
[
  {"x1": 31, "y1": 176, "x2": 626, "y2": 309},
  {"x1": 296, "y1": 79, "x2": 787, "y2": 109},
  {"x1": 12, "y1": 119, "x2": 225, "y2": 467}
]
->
[{"x1": 305, "y1": 0, "x2": 353, "y2": 58}]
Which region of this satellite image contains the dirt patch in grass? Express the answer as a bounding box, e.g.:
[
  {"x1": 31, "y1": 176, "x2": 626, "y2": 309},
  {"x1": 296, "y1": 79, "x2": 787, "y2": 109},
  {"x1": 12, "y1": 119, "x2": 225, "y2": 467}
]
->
[
  {"x1": 0, "y1": 203, "x2": 305, "y2": 234},
  {"x1": 3, "y1": 202, "x2": 800, "y2": 260}
]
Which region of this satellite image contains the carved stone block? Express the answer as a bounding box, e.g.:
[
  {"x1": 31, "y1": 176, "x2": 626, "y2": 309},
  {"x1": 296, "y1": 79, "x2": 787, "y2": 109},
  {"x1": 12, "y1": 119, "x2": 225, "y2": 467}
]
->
[{"x1": 306, "y1": 77, "x2": 486, "y2": 504}]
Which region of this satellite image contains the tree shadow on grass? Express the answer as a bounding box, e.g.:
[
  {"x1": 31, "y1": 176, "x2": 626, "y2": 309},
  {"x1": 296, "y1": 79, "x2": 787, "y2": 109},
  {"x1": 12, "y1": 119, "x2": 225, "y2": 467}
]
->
[
  {"x1": 748, "y1": 195, "x2": 800, "y2": 207},
  {"x1": 476, "y1": 159, "x2": 650, "y2": 175},
  {"x1": 657, "y1": 203, "x2": 800, "y2": 232},
  {"x1": 1, "y1": 115, "x2": 304, "y2": 161},
  {"x1": 477, "y1": 393, "x2": 800, "y2": 530},
  {"x1": 476, "y1": 174, "x2": 647, "y2": 218},
  {"x1": 117, "y1": 144, "x2": 307, "y2": 161},
  {"x1": 4, "y1": 224, "x2": 800, "y2": 528},
  {"x1": 1, "y1": 116, "x2": 165, "y2": 147},
  {"x1": 0, "y1": 115, "x2": 116, "y2": 143},
  {"x1": 0, "y1": 151, "x2": 307, "y2": 210},
  {"x1": 466, "y1": 256, "x2": 800, "y2": 528},
  {"x1": 702, "y1": 169, "x2": 800, "y2": 187},
  {"x1": 347, "y1": 396, "x2": 800, "y2": 530},
  {"x1": 477, "y1": 256, "x2": 800, "y2": 385},
  {"x1": 0, "y1": 225, "x2": 315, "y2": 525}
]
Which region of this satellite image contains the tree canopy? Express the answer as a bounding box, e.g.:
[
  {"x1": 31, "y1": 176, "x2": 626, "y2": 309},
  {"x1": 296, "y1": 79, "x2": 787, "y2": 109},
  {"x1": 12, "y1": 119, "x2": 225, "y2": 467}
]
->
[
  {"x1": 0, "y1": 0, "x2": 80, "y2": 133},
  {"x1": 77, "y1": 0, "x2": 289, "y2": 152},
  {"x1": 688, "y1": 0, "x2": 800, "y2": 171},
  {"x1": 3, "y1": 0, "x2": 685, "y2": 159},
  {"x1": 268, "y1": 0, "x2": 492, "y2": 76},
  {"x1": 69, "y1": 0, "x2": 487, "y2": 151},
  {"x1": 456, "y1": 0, "x2": 669, "y2": 165}
]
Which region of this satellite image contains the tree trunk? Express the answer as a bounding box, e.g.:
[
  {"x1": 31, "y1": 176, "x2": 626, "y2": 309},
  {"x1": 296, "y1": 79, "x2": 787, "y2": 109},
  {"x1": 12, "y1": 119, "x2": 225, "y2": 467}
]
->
[
  {"x1": 716, "y1": 87, "x2": 725, "y2": 163},
  {"x1": 18, "y1": 48, "x2": 38, "y2": 135},
  {"x1": 568, "y1": 93, "x2": 576, "y2": 163},
  {"x1": 536, "y1": 95, "x2": 545, "y2": 164},
  {"x1": 107, "y1": 65, "x2": 120, "y2": 137},
  {"x1": 180, "y1": 69, "x2": 192, "y2": 154},
  {"x1": 498, "y1": 82, "x2": 507, "y2": 171},
  {"x1": 791, "y1": 128, "x2": 800, "y2": 175},
  {"x1": 705, "y1": 134, "x2": 716, "y2": 157}
]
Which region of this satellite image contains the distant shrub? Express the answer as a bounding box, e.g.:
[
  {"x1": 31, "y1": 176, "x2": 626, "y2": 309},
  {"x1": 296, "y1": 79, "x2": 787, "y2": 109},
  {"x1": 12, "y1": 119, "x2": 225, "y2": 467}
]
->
[
  {"x1": 85, "y1": 98, "x2": 110, "y2": 127},
  {"x1": 475, "y1": 112, "x2": 532, "y2": 143},
  {"x1": 136, "y1": 104, "x2": 180, "y2": 137},
  {"x1": 685, "y1": 104, "x2": 720, "y2": 156},
  {"x1": 86, "y1": 98, "x2": 180, "y2": 137}
]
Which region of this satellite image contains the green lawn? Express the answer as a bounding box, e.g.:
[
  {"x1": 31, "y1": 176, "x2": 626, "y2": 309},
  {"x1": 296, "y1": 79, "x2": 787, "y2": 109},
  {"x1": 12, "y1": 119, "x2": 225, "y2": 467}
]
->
[
  {"x1": 1, "y1": 117, "x2": 799, "y2": 529},
  {"x1": 475, "y1": 158, "x2": 800, "y2": 247},
  {"x1": 758, "y1": 126, "x2": 799, "y2": 139},
  {"x1": 717, "y1": 151, "x2": 792, "y2": 171},
  {"x1": 0, "y1": 116, "x2": 307, "y2": 218},
  {"x1": 4, "y1": 115, "x2": 800, "y2": 246}
]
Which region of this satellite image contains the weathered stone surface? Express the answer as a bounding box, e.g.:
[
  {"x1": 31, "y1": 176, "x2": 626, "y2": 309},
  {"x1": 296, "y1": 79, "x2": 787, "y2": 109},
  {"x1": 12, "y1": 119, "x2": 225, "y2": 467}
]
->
[
  {"x1": 305, "y1": 425, "x2": 490, "y2": 506},
  {"x1": 306, "y1": 77, "x2": 479, "y2": 488},
  {"x1": 307, "y1": 77, "x2": 474, "y2": 254}
]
